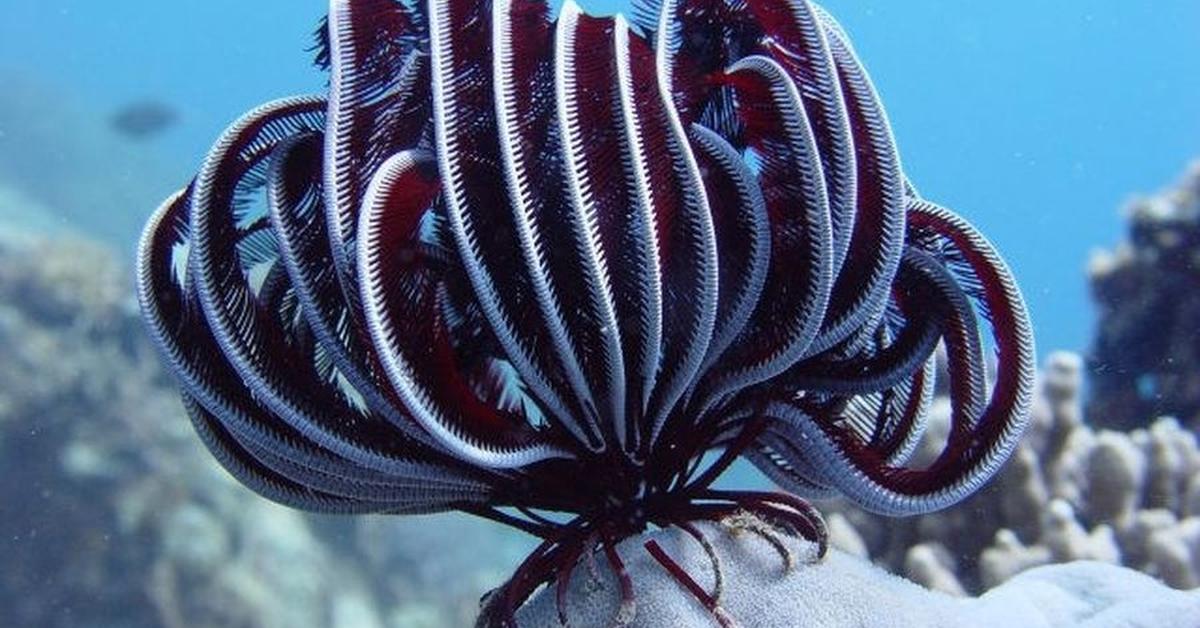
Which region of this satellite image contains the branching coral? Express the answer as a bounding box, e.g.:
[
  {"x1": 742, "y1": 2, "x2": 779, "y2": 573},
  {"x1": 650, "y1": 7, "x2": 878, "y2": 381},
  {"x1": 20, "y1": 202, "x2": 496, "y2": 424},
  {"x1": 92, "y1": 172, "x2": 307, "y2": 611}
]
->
[{"x1": 826, "y1": 351, "x2": 1200, "y2": 593}]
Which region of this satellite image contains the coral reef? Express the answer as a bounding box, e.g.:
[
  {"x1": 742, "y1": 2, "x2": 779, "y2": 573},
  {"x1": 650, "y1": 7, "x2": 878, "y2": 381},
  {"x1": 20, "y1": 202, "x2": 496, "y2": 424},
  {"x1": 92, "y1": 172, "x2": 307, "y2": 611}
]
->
[
  {"x1": 1087, "y1": 162, "x2": 1200, "y2": 431},
  {"x1": 516, "y1": 521, "x2": 1200, "y2": 627},
  {"x1": 4, "y1": 204, "x2": 1199, "y2": 626},
  {"x1": 0, "y1": 223, "x2": 521, "y2": 627},
  {"x1": 824, "y1": 351, "x2": 1200, "y2": 594},
  {"x1": 5, "y1": 162, "x2": 1200, "y2": 623}
]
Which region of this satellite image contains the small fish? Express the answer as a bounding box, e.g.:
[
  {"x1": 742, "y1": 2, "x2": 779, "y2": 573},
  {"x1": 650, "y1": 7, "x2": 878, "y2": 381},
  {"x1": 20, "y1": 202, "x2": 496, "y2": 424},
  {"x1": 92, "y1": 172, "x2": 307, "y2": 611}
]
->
[{"x1": 110, "y1": 101, "x2": 178, "y2": 139}]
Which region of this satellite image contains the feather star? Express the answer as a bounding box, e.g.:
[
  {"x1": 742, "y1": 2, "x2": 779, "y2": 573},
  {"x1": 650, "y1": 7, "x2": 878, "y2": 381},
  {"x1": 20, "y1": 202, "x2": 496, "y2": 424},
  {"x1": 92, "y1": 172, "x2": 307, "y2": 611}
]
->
[{"x1": 136, "y1": 1, "x2": 1035, "y2": 625}]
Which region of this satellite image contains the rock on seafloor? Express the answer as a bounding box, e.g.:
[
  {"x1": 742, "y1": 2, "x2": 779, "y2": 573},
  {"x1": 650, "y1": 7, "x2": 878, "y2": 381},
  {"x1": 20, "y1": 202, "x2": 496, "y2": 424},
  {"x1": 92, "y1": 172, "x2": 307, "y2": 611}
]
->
[{"x1": 516, "y1": 522, "x2": 1200, "y2": 628}]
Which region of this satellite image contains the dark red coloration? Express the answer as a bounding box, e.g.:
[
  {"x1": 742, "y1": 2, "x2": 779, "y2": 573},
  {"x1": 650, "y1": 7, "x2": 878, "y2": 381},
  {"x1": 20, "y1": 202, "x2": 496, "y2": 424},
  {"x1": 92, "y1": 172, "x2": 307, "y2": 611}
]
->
[{"x1": 136, "y1": 1, "x2": 1034, "y2": 626}]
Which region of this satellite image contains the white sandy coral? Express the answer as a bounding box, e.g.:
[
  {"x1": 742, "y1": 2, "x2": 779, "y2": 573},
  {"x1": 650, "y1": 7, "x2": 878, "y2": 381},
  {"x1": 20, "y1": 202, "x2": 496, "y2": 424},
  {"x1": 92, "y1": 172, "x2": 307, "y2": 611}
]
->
[
  {"x1": 516, "y1": 522, "x2": 1200, "y2": 628},
  {"x1": 823, "y1": 350, "x2": 1200, "y2": 594}
]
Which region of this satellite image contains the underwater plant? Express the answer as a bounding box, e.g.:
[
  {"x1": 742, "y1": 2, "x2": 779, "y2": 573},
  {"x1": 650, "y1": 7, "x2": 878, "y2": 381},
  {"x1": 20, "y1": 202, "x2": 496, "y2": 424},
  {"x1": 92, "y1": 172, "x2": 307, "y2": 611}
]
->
[{"x1": 136, "y1": 0, "x2": 1034, "y2": 624}]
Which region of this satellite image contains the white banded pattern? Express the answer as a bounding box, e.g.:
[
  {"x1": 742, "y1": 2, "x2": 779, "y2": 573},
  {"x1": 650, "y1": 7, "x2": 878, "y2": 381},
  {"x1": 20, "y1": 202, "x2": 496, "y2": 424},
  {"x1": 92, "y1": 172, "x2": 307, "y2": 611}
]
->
[{"x1": 138, "y1": 0, "x2": 1033, "y2": 533}]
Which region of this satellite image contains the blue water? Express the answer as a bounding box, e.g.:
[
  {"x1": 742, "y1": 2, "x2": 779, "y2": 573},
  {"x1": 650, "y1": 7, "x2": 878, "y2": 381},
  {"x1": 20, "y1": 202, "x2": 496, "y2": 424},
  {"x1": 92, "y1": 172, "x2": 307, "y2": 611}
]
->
[{"x1": 2, "y1": 0, "x2": 1198, "y2": 355}]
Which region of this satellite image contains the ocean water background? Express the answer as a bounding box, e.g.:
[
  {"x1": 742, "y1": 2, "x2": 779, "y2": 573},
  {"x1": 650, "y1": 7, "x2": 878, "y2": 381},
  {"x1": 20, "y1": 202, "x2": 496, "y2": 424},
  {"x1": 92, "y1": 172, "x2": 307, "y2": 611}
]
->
[
  {"x1": 0, "y1": 2, "x2": 1198, "y2": 625},
  {"x1": 2, "y1": 0, "x2": 1198, "y2": 354}
]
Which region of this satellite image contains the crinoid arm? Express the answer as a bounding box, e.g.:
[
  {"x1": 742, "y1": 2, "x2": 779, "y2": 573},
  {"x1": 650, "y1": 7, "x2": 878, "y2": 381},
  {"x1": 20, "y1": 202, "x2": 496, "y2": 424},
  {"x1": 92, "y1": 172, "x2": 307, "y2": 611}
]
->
[{"x1": 139, "y1": 1, "x2": 1034, "y2": 626}]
